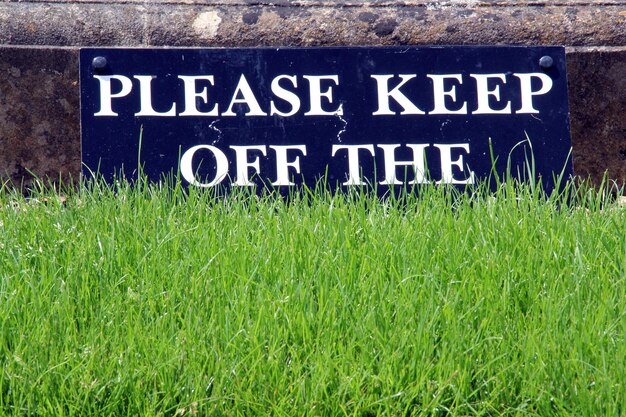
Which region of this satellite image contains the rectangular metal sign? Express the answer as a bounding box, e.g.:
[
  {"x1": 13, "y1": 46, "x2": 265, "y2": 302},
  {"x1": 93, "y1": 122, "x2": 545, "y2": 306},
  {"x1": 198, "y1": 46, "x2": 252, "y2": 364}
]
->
[{"x1": 80, "y1": 46, "x2": 572, "y2": 192}]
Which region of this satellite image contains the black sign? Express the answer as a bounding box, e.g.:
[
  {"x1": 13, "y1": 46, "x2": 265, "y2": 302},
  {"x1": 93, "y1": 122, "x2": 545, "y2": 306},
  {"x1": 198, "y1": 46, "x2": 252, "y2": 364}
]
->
[{"x1": 80, "y1": 46, "x2": 572, "y2": 193}]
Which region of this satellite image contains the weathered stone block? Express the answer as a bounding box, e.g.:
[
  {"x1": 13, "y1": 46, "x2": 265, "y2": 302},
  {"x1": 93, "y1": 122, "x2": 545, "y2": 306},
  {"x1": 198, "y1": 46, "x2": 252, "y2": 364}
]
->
[
  {"x1": 0, "y1": 48, "x2": 80, "y2": 186},
  {"x1": 568, "y1": 48, "x2": 626, "y2": 185},
  {"x1": 0, "y1": 0, "x2": 624, "y2": 187}
]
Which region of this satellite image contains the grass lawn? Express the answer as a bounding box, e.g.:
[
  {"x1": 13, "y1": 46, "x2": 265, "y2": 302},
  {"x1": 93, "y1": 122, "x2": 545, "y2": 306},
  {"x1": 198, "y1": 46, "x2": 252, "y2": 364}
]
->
[{"x1": 0, "y1": 180, "x2": 625, "y2": 416}]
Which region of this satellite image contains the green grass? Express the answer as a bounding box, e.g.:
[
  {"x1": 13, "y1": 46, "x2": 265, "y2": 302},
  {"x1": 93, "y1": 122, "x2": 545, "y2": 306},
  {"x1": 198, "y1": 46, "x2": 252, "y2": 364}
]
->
[{"x1": 0, "y1": 179, "x2": 625, "y2": 416}]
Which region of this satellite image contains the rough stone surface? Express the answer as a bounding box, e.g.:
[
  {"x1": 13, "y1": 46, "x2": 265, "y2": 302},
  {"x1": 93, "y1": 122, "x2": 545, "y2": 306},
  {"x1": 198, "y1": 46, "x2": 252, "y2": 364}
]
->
[
  {"x1": 1, "y1": 1, "x2": 625, "y2": 47},
  {"x1": 568, "y1": 48, "x2": 626, "y2": 185},
  {"x1": 0, "y1": 0, "x2": 625, "y2": 187},
  {"x1": 0, "y1": 48, "x2": 80, "y2": 187}
]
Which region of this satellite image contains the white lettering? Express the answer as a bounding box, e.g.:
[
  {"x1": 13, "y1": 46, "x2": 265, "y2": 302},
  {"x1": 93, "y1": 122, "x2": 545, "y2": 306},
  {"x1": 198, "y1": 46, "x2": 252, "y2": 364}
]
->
[
  {"x1": 331, "y1": 144, "x2": 376, "y2": 185},
  {"x1": 470, "y1": 73, "x2": 512, "y2": 115},
  {"x1": 371, "y1": 75, "x2": 425, "y2": 116},
  {"x1": 378, "y1": 144, "x2": 430, "y2": 185},
  {"x1": 514, "y1": 72, "x2": 553, "y2": 114},
  {"x1": 134, "y1": 75, "x2": 177, "y2": 117},
  {"x1": 178, "y1": 75, "x2": 219, "y2": 116},
  {"x1": 303, "y1": 75, "x2": 343, "y2": 116},
  {"x1": 94, "y1": 75, "x2": 133, "y2": 116},
  {"x1": 223, "y1": 74, "x2": 268, "y2": 116},
  {"x1": 270, "y1": 145, "x2": 307, "y2": 186},
  {"x1": 180, "y1": 145, "x2": 229, "y2": 187},
  {"x1": 427, "y1": 74, "x2": 467, "y2": 115},
  {"x1": 434, "y1": 143, "x2": 474, "y2": 184},
  {"x1": 270, "y1": 75, "x2": 301, "y2": 117},
  {"x1": 230, "y1": 145, "x2": 267, "y2": 186}
]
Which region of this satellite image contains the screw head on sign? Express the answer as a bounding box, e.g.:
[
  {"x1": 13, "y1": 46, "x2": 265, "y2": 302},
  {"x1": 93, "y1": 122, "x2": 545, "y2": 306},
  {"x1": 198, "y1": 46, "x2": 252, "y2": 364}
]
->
[
  {"x1": 539, "y1": 55, "x2": 554, "y2": 70},
  {"x1": 92, "y1": 56, "x2": 108, "y2": 71}
]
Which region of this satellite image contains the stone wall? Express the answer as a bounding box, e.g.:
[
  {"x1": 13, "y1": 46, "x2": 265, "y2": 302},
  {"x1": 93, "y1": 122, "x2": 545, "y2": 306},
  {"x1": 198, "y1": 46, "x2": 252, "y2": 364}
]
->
[{"x1": 1, "y1": 0, "x2": 625, "y2": 187}]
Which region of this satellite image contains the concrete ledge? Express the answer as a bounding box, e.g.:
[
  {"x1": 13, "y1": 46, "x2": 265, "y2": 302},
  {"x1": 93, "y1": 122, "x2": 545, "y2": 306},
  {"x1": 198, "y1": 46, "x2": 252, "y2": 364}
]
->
[
  {"x1": 0, "y1": 1, "x2": 625, "y2": 187},
  {"x1": 2, "y1": 1, "x2": 625, "y2": 47}
]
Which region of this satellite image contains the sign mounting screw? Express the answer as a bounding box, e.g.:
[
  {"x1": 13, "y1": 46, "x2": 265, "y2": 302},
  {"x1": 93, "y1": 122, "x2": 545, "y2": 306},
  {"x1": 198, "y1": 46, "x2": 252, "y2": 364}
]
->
[
  {"x1": 539, "y1": 55, "x2": 554, "y2": 69},
  {"x1": 92, "y1": 56, "x2": 108, "y2": 71}
]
